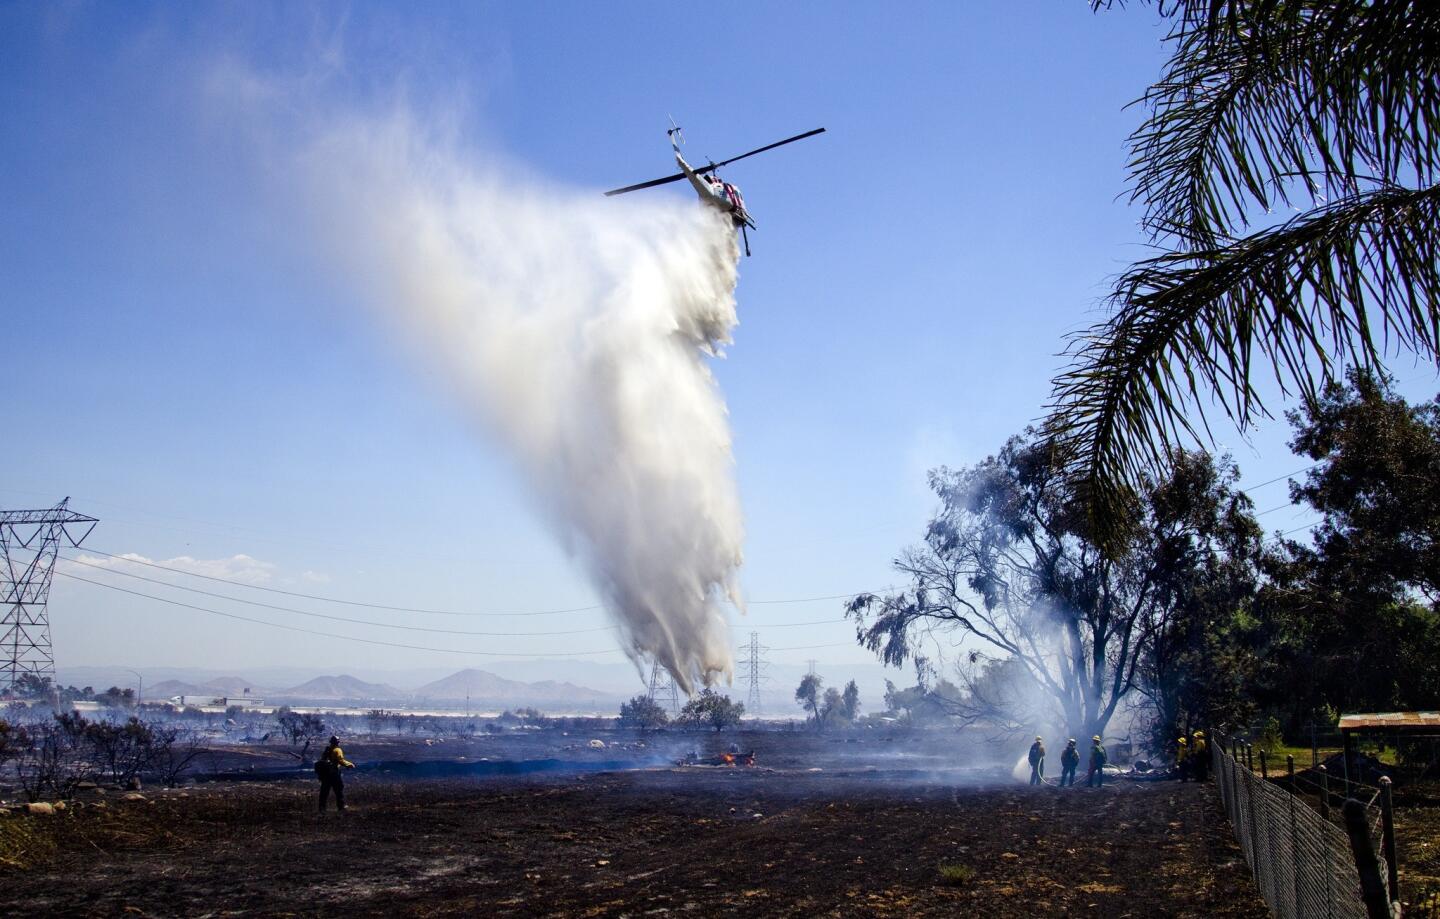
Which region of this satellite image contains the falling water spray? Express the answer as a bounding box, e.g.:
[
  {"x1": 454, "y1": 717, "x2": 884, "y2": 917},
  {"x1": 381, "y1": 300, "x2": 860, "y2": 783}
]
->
[{"x1": 301, "y1": 114, "x2": 745, "y2": 692}]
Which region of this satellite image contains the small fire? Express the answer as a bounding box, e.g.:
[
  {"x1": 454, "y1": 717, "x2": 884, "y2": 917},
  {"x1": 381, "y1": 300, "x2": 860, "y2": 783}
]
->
[{"x1": 678, "y1": 750, "x2": 757, "y2": 768}]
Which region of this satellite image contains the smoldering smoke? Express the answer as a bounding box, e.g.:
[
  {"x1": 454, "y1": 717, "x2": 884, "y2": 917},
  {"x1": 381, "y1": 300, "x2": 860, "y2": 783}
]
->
[{"x1": 301, "y1": 114, "x2": 744, "y2": 693}]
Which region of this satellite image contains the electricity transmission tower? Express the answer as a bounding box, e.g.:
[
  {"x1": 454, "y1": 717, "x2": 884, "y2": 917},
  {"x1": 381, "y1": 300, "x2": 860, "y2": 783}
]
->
[
  {"x1": 737, "y1": 631, "x2": 768, "y2": 715},
  {"x1": 1, "y1": 498, "x2": 97, "y2": 694},
  {"x1": 646, "y1": 660, "x2": 679, "y2": 716}
]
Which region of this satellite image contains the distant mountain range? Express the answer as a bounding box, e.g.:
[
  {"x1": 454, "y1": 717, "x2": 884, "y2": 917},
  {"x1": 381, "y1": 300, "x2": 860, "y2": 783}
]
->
[
  {"x1": 410, "y1": 668, "x2": 614, "y2": 705},
  {"x1": 282, "y1": 674, "x2": 403, "y2": 701},
  {"x1": 147, "y1": 678, "x2": 264, "y2": 700},
  {"x1": 119, "y1": 668, "x2": 621, "y2": 710},
  {"x1": 60, "y1": 660, "x2": 903, "y2": 717}
]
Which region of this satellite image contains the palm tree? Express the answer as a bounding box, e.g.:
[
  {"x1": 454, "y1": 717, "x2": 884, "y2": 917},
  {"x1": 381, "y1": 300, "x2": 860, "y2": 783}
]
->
[{"x1": 1050, "y1": 1, "x2": 1440, "y2": 546}]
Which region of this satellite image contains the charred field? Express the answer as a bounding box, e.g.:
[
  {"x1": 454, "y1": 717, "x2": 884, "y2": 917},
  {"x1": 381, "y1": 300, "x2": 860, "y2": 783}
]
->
[{"x1": 0, "y1": 729, "x2": 1266, "y2": 917}]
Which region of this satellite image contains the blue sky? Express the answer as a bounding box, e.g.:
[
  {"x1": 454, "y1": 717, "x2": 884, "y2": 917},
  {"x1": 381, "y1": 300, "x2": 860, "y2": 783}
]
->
[{"x1": 4, "y1": 2, "x2": 1433, "y2": 696}]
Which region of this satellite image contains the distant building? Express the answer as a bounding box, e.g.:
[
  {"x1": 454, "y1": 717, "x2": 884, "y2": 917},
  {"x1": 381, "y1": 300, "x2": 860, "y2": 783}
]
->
[
  {"x1": 170, "y1": 695, "x2": 267, "y2": 710},
  {"x1": 222, "y1": 697, "x2": 266, "y2": 710},
  {"x1": 174, "y1": 695, "x2": 224, "y2": 708}
]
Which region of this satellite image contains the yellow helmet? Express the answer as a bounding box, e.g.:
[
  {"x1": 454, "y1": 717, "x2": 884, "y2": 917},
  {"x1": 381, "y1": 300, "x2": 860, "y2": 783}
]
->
[
  {"x1": 1178, "y1": 737, "x2": 1188, "y2": 744},
  {"x1": 1092, "y1": 735, "x2": 1102, "y2": 742},
  {"x1": 1035, "y1": 735, "x2": 1043, "y2": 741},
  {"x1": 1194, "y1": 730, "x2": 1205, "y2": 738}
]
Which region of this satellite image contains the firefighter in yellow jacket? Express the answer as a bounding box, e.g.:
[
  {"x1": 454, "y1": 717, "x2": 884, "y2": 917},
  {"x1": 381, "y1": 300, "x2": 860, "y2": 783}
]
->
[
  {"x1": 316, "y1": 735, "x2": 355, "y2": 814},
  {"x1": 1191, "y1": 730, "x2": 1209, "y2": 782}
]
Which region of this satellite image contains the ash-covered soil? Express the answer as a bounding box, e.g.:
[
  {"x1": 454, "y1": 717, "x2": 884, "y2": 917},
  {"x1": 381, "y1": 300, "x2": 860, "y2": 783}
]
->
[{"x1": 0, "y1": 731, "x2": 1265, "y2": 917}]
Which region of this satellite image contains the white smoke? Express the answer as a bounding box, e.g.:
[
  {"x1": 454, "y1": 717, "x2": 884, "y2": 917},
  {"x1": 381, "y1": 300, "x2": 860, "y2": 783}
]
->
[{"x1": 298, "y1": 114, "x2": 745, "y2": 692}]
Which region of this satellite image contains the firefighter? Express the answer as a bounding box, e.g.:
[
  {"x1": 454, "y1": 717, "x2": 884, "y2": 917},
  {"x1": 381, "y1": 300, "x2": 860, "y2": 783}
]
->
[
  {"x1": 1191, "y1": 730, "x2": 1209, "y2": 782},
  {"x1": 1028, "y1": 735, "x2": 1046, "y2": 785},
  {"x1": 1176, "y1": 735, "x2": 1191, "y2": 782},
  {"x1": 1087, "y1": 735, "x2": 1108, "y2": 787},
  {"x1": 1059, "y1": 738, "x2": 1080, "y2": 787},
  {"x1": 316, "y1": 735, "x2": 355, "y2": 814}
]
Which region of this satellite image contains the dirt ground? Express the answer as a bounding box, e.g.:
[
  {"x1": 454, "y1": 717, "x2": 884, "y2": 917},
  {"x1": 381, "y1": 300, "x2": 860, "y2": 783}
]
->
[{"x1": 0, "y1": 730, "x2": 1267, "y2": 918}]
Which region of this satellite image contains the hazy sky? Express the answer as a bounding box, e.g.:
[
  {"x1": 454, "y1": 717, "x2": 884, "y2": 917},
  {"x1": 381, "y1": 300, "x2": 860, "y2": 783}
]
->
[{"x1": 4, "y1": 2, "x2": 1434, "y2": 689}]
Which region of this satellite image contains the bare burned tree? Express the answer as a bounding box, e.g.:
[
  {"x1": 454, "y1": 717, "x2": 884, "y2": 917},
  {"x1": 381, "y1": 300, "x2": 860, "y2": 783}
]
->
[
  {"x1": 15, "y1": 712, "x2": 97, "y2": 801},
  {"x1": 148, "y1": 726, "x2": 207, "y2": 787},
  {"x1": 849, "y1": 429, "x2": 1259, "y2": 744},
  {"x1": 85, "y1": 717, "x2": 156, "y2": 788},
  {"x1": 366, "y1": 709, "x2": 392, "y2": 737},
  {"x1": 275, "y1": 710, "x2": 327, "y2": 763},
  {"x1": 0, "y1": 717, "x2": 31, "y2": 776}
]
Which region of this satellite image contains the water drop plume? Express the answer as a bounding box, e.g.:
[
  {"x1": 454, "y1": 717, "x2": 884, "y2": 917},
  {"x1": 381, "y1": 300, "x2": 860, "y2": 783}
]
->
[{"x1": 303, "y1": 114, "x2": 745, "y2": 692}]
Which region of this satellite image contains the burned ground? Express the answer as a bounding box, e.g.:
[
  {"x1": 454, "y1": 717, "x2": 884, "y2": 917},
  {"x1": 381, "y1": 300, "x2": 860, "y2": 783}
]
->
[{"x1": 0, "y1": 731, "x2": 1266, "y2": 918}]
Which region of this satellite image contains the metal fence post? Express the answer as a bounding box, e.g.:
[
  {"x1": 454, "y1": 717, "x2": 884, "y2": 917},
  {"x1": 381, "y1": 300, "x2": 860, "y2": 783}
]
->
[
  {"x1": 1260, "y1": 749, "x2": 1268, "y2": 779},
  {"x1": 1343, "y1": 799, "x2": 1392, "y2": 919},
  {"x1": 1342, "y1": 730, "x2": 1353, "y2": 800},
  {"x1": 1322, "y1": 767, "x2": 1334, "y2": 919},
  {"x1": 1318, "y1": 764, "x2": 1330, "y2": 820},
  {"x1": 1245, "y1": 747, "x2": 1262, "y2": 891},
  {"x1": 1288, "y1": 755, "x2": 1301, "y2": 916},
  {"x1": 1380, "y1": 776, "x2": 1399, "y2": 906}
]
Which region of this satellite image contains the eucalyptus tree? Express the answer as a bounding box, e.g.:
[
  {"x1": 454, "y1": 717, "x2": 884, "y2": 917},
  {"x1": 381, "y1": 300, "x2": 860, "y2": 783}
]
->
[
  {"x1": 1255, "y1": 370, "x2": 1440, "y2": 724},
  {"x1": 1052, "y1": 1, "x2": 1440, "y2": 542},
  {"x1": 847, "y1": 429, "x2": 1260, "y2": 743}
]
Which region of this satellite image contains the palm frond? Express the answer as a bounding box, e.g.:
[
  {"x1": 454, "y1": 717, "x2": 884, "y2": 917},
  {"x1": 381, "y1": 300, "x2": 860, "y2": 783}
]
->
[
  {"x1": 1129, "y1": 1, "x2": 1440, "y2": 247},
  {"x1": 1049, "y1": 183, "x2": 1440, "y2": 545}
]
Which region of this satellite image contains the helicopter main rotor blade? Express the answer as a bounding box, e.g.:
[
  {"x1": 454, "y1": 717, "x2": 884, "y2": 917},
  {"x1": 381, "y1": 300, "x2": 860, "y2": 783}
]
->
[
  {"x1": 709, "y1": 127, "x2": 826, "y2": 170},
  {"x1": 604, "y1": 172, "x2": 689, "y2": 197},
  {"x1": 603, "y1": 127, "x2": 826, "y2": 197}
]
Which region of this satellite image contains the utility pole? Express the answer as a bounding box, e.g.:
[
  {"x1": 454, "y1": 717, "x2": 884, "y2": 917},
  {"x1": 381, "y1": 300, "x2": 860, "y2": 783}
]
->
[
  {"x1": 124, "y1": 668, "x2": 143, "y2": 709},
  {"x1": 1, "y1": 499, "x2": 97, "y2": 695},
  {"x1": 736, "y1": 631, "x2": 768, "y2": 716},
  {"x1": 646, "y1": 660, "x2": 680, "y2": 717},
  {"x1": 806, "y1": 659, "x2": 818, "y2": 676}
]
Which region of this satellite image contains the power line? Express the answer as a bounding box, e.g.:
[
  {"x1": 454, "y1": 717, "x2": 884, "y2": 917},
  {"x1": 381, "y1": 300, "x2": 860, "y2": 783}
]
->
[
  {"x1": 75, "y1": 547, "x2": 599, "y2": 617},
  {"x1": 54, "y1": 569, "x2": 864, "y2": 660},
  {"x1": 53, "y1": 570, "x2": 624, "y2": 658},
  {"x1": 1255, "y1": 501, "x2": 1298, "y2": 518},
  {"x1": 770, "y1": 642, "x2": 857, "y2": 653},
  {"x1": 735, "y1": 617, "x2": 849, "y2": 629},
  {"x1": 61, "y1": 553, "x2": 854, "y2": 635},
  {"x1": 75, "y1": 546, "x2": 886, "y2": 617},
  {"x1": 0, "y1": 486, "x2": 484, "y2": 567},
  {"x1": 1267, "y1": 520, "x2": 1323, "y2": 544},
  {"x1": 58, "y1": 554, "x2": 620, "y2": 637},
  {"x1": 1240, "y1": 461, "x2": 1322, "y2": 492},
  {"x1": 749, "y1": 590, "x2": 889, "y2": 605}
]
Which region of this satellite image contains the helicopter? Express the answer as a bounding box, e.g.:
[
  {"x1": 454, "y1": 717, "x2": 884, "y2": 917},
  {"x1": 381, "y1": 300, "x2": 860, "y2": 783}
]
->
[{"x1": 604, "y1": 121, "x2": 825, "y2": 256}]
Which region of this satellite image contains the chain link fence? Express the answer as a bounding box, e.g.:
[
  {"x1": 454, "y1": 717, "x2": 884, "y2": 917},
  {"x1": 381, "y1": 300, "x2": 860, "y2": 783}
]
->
[{"x1": 1211, "y1": 731, "x2": 1395, "y2": 919}]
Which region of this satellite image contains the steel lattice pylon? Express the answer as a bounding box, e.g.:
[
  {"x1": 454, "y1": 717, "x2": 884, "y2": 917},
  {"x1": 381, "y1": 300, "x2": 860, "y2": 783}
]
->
[
  {"x1": 737, "y1": 631, "x2": 768, "y2": 715},
  {"x1": 1, "y1": 498, "x2": 97, "y2": 694},
  {"x1": 646, "y1": 660, "x2": 680, "y2": 716}
]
